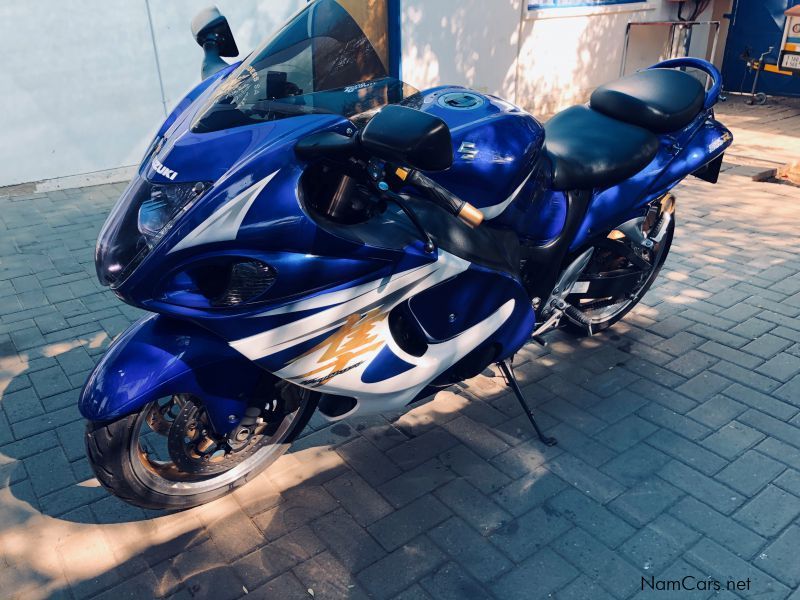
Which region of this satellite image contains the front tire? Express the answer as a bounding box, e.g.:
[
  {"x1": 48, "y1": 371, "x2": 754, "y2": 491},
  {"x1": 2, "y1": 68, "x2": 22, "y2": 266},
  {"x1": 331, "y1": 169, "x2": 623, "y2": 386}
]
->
[{"x1": 85, "y1": 385, "x2": 318, "y2": 510}]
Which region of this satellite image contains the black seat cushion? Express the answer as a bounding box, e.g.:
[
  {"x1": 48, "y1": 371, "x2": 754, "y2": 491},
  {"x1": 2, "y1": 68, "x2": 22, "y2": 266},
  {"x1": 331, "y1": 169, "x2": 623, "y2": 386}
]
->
[
  {"x1": 590, "y1": 68, "x2": 705, "y2": 134},
  {"x1": 544, "y1": 106, "x2": 659, "y2": 191}
]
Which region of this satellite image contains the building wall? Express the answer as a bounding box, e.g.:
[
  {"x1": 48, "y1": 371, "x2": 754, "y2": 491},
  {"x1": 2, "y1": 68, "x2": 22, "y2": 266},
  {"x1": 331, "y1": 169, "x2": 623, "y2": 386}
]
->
[
  {"x1": 0, "y1": 0, "x2": 305, "y2": 188},
  {"x1": 1, "y1": 0, "x2": 724, "y2": 187},
  {"x1": 400, "y1": 0, "x2": 720, "y2": 118}
]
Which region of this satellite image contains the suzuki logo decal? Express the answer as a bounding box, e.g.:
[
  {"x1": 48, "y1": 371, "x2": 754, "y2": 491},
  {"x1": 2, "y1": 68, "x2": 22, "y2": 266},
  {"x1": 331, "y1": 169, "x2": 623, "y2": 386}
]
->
[
  {"x1": 288, "y1": 309, "x2": 387, "y2": 387},
  {"x1": 152, "y1": 158, "x2": 178, "y2": 181},
  {"x1": 458, "y1": 142, "x2": 479, "y2": 161}
]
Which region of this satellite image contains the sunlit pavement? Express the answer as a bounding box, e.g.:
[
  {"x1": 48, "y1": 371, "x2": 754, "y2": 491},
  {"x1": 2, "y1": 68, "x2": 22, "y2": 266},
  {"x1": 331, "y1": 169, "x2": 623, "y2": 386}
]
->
[{"x1": 0, "y1": 96, "x2": 799, "y2": 600}]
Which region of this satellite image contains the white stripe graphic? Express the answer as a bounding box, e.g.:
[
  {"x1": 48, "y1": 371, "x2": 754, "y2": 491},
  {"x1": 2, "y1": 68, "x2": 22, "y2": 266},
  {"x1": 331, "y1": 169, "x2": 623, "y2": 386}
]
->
[
  {"x1": 480, "y1": 170, "x2": 534, "y2": 220},
  {"x1": 169, "y1": 170, "x2": 279, "y2": 253},
  {"x1": 231, "y1": 251, "x2": 471, "y2": 361}
]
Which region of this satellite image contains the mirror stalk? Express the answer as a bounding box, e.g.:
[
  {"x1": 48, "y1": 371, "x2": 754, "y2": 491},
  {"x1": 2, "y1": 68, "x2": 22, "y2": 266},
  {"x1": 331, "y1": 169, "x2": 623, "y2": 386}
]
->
[{"x1": 201, "y1": 37, "x2": 230, "y2": 80}]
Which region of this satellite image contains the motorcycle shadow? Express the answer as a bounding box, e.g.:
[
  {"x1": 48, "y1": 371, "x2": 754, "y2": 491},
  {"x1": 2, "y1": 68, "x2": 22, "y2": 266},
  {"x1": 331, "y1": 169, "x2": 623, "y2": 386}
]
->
[{"x1": 0, "y1": 379, "x2": 532, "y2": 598}]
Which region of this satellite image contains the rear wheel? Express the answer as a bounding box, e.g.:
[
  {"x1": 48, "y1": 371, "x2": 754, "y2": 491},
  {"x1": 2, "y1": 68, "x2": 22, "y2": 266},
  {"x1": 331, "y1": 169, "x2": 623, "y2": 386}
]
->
[
  {"x1": 85, "y1": 381, "x2": 318, "y2": 510},
  {"x1": 565, "y1": 207, "x2": 674, "y2": 334}
]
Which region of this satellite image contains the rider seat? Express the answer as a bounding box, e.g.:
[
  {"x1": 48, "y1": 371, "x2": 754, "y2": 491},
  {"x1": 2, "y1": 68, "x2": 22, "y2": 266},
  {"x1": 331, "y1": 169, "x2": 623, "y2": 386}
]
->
[
  {"x1": 544, "y1": 106, "x2": 659, "y2": 191},
  {"x1": 590, "y1": 68, "x2": 706, "y2": 134}
]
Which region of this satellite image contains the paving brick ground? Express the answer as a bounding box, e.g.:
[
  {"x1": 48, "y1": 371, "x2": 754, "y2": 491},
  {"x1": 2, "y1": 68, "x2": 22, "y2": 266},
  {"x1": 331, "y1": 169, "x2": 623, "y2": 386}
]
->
[{"x1": 0, "y1": 96, "x2": 799, "y2": 600}]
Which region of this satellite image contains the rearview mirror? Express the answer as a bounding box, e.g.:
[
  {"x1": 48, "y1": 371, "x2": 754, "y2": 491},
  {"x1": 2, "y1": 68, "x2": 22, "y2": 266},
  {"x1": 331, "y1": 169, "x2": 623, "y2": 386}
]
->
[
  {"x1": 191, "y1": 7, "x2": 239, "y2": 80},
  {"x1": 361, "y1": 105, "x2": 453, "y2": 172}
]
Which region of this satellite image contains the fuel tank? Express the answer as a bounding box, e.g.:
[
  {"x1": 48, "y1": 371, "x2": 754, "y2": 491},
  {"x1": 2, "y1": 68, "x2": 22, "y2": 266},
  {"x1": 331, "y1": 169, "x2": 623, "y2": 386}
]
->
[{"x1": 402, "y1": 87, "x2": 546, "y2": 220}]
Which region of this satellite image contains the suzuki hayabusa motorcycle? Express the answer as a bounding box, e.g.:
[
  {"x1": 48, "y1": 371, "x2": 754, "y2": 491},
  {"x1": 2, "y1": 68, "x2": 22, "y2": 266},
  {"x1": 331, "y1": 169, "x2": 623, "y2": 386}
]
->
[{"x1": 80, "y1": 0, "x2": 732, "y2": 509}]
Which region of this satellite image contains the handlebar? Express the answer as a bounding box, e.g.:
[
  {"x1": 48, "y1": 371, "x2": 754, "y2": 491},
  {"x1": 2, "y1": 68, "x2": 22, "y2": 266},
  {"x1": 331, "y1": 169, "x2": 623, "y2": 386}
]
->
[
  {"x1": 395, "y1": 167, "x2": 485, "y2": 228},
  {"x1": 648, "y1": 58, "x2": 722, "y2": 110},
  {"x1": 294, "y1": 131, "x2": 485, "y2": 228}
]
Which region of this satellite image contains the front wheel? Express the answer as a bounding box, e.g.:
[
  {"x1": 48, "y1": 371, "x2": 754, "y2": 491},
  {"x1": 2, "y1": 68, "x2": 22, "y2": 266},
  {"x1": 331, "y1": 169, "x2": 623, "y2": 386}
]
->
[
  {"x1": 565, "y1": 210, "x2": 675, "y2": 334},
  {"x1": 85, "y1": 382, "x2": 318, "y2": 510}
]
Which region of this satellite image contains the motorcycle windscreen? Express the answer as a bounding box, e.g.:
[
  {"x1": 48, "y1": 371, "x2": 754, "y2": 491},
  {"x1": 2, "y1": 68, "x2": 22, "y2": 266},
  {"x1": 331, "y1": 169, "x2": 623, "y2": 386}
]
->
[
  {"x1": 95, "y1": 177, "x2": 207, "y2": 287},
  {"x1": 191, "y1": 0, "x2": 418, "y2": 133}
]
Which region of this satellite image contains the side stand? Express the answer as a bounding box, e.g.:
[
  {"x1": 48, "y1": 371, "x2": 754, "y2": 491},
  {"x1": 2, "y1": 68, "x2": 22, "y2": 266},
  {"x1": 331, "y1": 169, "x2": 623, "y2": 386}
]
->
[{"x1": 497, "y1": 361, "x2": 558, "y2": 447}]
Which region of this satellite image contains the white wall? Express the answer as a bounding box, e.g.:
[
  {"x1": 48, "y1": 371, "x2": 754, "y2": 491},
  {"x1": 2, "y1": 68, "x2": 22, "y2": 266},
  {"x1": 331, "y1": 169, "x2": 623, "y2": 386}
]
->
[
  {"x1": 401, "y1": 0, "x2": 721, "y2": 118},
  {"x1": 0, "y1": 0, "x2": 305, "y2": 187},
  {"x1": 1, "y1": 0, "x2": 725, "y2": 187}
]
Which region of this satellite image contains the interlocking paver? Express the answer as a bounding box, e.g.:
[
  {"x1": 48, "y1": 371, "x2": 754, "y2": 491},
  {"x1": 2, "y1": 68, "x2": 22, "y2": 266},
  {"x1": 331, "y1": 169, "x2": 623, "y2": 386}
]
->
[
  {"x1": 323, "y1": 471, "x2": 394, "y2": 527},
  {"x1": 701, "y1": 420, "x2": 766, "y2": 459},
  {"x1": 233, "y1": 526, "x2": 324, "y2": 590},
  {"x1": 492, "y1": 464, "x2": 567, "y2": 517},
  {"x1": 367, "y1": 494, "x2": 450, "y2": 552},
  {"x1": 669, "y1": 495, "x2": 766, "y2": 561},
  {"x1": 428, "y1": 517, "x2": 512, "y2": 583},
  {"x1": 544, "y1": 422, "x2": 616, "y2": 467},
  {"x1": 600, "y1": 441, "x2": 671, "y2": 487},
  {"x1": 685, "y1": 538, "x2": 790, "y2": 600},
  {"x1": 377, "y1": 458, "x2": 455, "y2": 508},
  {"x1": 675, "y1": 371, "x2": 732, "y2": 401},
  {"x1": 646, "y1": 428, "x2": 727, "y2": 475},
  {"x1": 734, "y1": 485, "x2": 800, "y2": 537},
  {"x1": 715, "y1": 450, "x2": 786, "y2": 497},
  {"x1": 608, "y1": 476, "x2": 683, "y2": 528},
  {"x1": 437, "y1": 443, "x2": 510, "y2": 494},
  {"x1": 419, "y1": 562, "x2": 492, "y2": 600},
  {"x1": 312, "y1": 508, "x2": 386, "y2": 570},
  {"x1": 755, "y1": 525, "x2": 800, "y2": 588},
  {"x1": 620, "y1": 513, "x2": 700, "y2": 575},
  {"x1": 491, "y1": 548, "x2": 578, "y2": 600},
  {"x1": 552, "y1": 527, "x2": 642, "y2": 598},
  {"x1": 658, "y1": 460, "x2": 744, "y2": 514},
  {"x1": 434, "y1": 478, "x2": 511, "y2": 536},
  {"x1": 547, "y1": 486, "x2": 635, "y2": 548},
  {"x1": 723, "y1": 382, "x2": 798, "y2": 420},
  {"x1": 357, "y1": 537, "x2": 446, "y2": 600},
  {"x1": 335, "y1": 435, "x2": 402, "y2": 486},
  {"x1": 758, "y1": 353, "x2": 800, "y2": 383}
]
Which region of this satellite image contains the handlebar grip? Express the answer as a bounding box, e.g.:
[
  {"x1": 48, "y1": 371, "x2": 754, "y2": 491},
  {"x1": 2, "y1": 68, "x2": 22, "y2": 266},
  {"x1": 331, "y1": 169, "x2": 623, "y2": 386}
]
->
[{"x1": 399, "y1": 168, "x2": 484, "y2": 227}]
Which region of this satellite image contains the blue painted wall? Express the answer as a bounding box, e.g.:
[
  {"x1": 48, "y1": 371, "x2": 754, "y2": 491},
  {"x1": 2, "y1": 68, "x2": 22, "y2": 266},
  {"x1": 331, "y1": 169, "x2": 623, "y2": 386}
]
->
[{"x1": 721, "y1": 0, "x2": 800, "y2": 97}]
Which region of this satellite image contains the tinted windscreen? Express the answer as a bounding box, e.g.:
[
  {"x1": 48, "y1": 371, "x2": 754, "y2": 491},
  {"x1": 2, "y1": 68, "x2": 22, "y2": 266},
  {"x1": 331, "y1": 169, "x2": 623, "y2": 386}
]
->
[{"x1": 193, "y1": 0, "x2": 416, "y2": 132}]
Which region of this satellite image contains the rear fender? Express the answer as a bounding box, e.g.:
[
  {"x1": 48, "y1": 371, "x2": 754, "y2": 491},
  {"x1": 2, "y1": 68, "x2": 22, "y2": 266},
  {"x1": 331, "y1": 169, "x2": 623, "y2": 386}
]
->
[
  {"x1": 652, "y1": 117, "x2": 733, "y2": 191},
  {"x1": 79, "y1": 314, "x2": 266, "y2": 433}
]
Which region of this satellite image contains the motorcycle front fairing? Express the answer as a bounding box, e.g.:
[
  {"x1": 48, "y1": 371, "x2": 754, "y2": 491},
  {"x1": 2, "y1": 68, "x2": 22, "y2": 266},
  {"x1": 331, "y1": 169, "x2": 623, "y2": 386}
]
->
[
  {"x1": 79, "y1": 315, "x2": 267, "y2": 432},
  {"x1": 81, "y1": 0, "x2": 536, "y2": 431}
]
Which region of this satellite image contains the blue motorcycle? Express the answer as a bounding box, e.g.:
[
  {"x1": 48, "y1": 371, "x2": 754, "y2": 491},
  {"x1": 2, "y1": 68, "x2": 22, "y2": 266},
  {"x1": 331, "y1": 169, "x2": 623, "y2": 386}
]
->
[{"x1": 81, "y1": 0, "x2": 732, "y2": 509}]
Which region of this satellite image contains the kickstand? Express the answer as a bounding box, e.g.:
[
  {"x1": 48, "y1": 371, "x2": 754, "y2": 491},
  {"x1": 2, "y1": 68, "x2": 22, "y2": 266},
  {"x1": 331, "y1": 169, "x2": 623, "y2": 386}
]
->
[{"x1": 497, "y1": 360, "x2": 558, "y2": 446}]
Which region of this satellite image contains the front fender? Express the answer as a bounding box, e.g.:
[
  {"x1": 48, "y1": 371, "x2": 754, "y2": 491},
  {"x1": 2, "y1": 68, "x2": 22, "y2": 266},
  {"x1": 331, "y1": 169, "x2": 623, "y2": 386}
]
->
[{"x1": 79, "y1": 314, "x2": 267, "y2": 433}]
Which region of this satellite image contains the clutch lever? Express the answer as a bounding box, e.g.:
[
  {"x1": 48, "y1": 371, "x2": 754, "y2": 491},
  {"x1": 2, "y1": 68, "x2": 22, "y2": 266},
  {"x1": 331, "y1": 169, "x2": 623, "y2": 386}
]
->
[{"x1": 380, "y1": 188, "x2": 436, "y2": 254}]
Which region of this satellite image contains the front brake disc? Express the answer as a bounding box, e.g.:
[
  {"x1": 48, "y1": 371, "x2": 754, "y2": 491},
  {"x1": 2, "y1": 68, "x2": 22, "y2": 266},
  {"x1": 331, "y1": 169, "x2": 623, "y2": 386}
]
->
[{"x1": 145, "y1": 395, "x2": 187, "y2": 436}]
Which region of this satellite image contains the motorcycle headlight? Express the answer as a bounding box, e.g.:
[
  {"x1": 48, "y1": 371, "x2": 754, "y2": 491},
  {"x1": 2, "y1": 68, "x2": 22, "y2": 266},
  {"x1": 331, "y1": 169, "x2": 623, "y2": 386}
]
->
[
  {"x1": 96, "y1": 177, "x2": 210, "y2": 287},
  {"x1": 137, "y1": 183, "x2": 201, "y2": 242}
]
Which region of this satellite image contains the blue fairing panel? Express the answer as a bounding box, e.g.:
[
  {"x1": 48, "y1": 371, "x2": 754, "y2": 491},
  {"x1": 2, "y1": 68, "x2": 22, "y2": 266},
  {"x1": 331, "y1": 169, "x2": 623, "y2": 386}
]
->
[
  {"x1": 79, "y1": 314, "x2": 266, "y2": 433},
  {"x1": 571, "y1": 115, "x2": 732, "y2": 251}
]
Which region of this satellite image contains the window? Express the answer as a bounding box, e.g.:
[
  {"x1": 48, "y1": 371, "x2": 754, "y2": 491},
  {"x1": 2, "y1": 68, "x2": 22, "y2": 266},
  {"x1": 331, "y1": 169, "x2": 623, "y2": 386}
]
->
[{"x1": 528, "y1": 0, "x2": 645, "y2": 9}]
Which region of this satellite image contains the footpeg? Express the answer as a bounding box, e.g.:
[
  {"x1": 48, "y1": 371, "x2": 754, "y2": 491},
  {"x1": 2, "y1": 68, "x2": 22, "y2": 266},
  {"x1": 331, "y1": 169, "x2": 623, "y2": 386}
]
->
[
  {"x1": 563, "y1": 304, "x2": 594, "y2": 336},
  {"x1": 553, "y1": 299, "x2": 594, "y2": 336}
]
